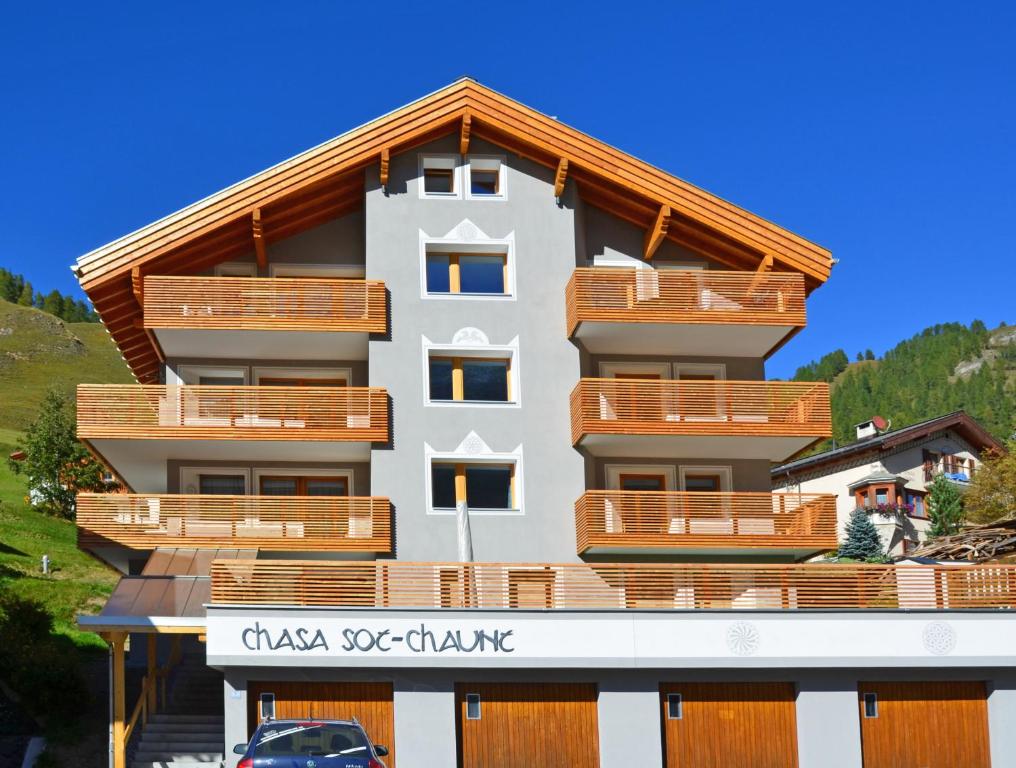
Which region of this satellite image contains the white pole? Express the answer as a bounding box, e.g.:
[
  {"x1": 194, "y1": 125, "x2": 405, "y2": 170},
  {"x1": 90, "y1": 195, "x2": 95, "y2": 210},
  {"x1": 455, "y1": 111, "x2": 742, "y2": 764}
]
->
[{"x1": 456, "y1": 500, "x2": 473, "y2": 563}]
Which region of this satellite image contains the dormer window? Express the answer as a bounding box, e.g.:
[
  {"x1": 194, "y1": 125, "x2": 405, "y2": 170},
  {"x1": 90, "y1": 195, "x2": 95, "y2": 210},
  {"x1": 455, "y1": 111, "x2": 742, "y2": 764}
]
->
[{"x1": 419, "y1": 155, "x2": 460, "y2": 198}]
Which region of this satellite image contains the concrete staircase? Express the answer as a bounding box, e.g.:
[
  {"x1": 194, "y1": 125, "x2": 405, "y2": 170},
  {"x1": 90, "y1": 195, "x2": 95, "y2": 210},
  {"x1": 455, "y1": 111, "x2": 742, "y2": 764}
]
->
[{"x1": 131, "y1": 655, "x2": 225, "y2": 768}]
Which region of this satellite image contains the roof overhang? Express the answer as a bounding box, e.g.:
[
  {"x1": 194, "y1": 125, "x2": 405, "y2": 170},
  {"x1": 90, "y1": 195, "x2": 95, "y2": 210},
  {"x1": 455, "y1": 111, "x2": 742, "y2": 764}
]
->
[{"x1": 74, "y1": 78, "x2": 833, "y2": 381}]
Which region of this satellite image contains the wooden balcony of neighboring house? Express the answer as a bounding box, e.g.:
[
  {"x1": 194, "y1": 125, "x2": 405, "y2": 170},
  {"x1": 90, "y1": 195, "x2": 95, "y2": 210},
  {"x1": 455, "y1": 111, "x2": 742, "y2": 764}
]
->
[
  {"x1": 209, "y1": 559, "x2": 1016, "y2": 611},
  {"x1": 565, "y1": 268, "x2": 806, "y2": 357},
  {"x1": 575, "y1": 491, "x2": 837, "y2": 558},
  {"x1": 76, "y1": 384, "x2": 389, "y2": 490},
  {"x1": 140, "y1": 275, "x2": 387, "y2": 361},
  {"x1": 569, "y1": 379, "x2": 831, "y2": 461},
  {"x1": 76, "y1": 493, "x2": 393, "y2": 556}
]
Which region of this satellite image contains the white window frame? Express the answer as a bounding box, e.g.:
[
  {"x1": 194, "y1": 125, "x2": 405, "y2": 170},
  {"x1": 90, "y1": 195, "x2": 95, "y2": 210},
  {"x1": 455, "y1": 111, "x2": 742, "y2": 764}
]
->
[
  {"x1": 598, "y1": 361, "x2": 672, "y2": 379},
  {"x1": 214, "y1": 261, "x2": 257, "y2": 277},
  {"x1": 465, "y1": 154, "x2": 508, "y2": 201},
  {"x1": 252, "y1": 467, "x2": 354, "y2": 495},
  {"x1": 605, "y1": 464, "x2": 677, "y2": 491},
  {"x1": 672, "y1": 362, "x2": 727, "y2": 380},
  {"x1": 424, "y1": 448, "x2": 525, "y2": 517},
  {"x1": 422, "y1": 336, "x2": 521, "y2": 409},
  {"x1": 268, "y1": 264, "x2": 366, "y2": 279},
  {"x1": 179, "y1": 466, "x2": 250, "y2": 496},
  {"x1": 252, "y1": 366, "x2": 353, "y2": 386},
  {"x1": 678, "y1": 465, "x2": 733, "y2": 492},
  {"x1": 172, "y1": 364, "x2": 248, "y2": 386},
  {"x1": 419, "y1": 230, "x2": 516, "y2": 301},
  {"x1": 418, "y1": 154, "x2": 462, "y2": 199}
]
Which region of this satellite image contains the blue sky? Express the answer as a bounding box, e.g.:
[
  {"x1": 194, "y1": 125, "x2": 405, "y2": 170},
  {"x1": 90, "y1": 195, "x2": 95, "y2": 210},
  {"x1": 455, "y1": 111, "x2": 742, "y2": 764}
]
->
[{"x1": 1, "y1": 2, "x2": 1013, "y2": 377}]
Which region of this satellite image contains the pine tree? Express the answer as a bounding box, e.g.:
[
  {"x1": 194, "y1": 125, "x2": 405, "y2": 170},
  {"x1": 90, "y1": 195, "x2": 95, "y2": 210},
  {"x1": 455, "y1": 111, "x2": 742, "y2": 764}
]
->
[
  {"x1": 839, "y1": 508, "x2": 885, "y2": 561},
  {"x1": 41, "y1": 290, "x2": 64, "y2": 318},
  {"x1": 864, "y1": 349, "x2": 875, "y2": 360},
  {"x1": 927, "y1": 475, "x2": 964, "y2": 537},
  {"x1": 16, "y1": 281, "x2": 33, "y2": 306}
]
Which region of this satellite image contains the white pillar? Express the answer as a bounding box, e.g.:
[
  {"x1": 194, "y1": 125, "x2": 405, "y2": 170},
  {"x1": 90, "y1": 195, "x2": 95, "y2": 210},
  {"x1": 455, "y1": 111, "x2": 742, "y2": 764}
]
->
[
  {"x1": 597, "y1": 678, "x2": 662, "y2": 768},
  {"x1": 393, "y1": 680, "x2": 457, "y2": 768},
  {"x1": 796, "y1": 673, "x2": 862, "y2": 768},
  {"x1": 222, "y1": 674, "x2": 247, "y2": 768}
]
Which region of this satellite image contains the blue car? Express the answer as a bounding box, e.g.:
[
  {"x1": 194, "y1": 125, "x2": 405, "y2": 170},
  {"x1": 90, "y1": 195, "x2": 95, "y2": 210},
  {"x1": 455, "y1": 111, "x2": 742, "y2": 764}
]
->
[{"x1": 234, "y1": 719, "x2": 390, "y2": 768}]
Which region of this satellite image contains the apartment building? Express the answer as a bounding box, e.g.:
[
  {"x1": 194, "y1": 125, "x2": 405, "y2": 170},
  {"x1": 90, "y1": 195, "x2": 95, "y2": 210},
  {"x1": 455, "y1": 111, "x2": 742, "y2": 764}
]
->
[
  {"x1": 73, "y1": 80, "x2": 1016, "y2": 768},
  {"x1": 773, "y1": 411, "x2": 1003, "y2": 557}
]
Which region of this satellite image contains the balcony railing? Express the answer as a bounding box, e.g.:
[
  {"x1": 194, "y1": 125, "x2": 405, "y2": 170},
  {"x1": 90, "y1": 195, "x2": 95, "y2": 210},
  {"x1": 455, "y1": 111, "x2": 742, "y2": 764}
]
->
[
  {"x1": 142, "y1": 276, "x2": 387, "y2": 333},
  {"x1": 77, "y1": 384, "x2": 389, "y2": 442},
  {"x1": 210, "y1": 560, "x2": 1016, "y2": 610},
  {"x1": 569, "y1": 379, "x2": 831, "y2": 442},
  {"x1": 77, "y1": 493, "x2": 392, "y2": 552},
  {"x1": 565, "y1": 268, "x2": 806, "y2": 336},
  {"x1": 574, "y1": 491, "x2": 837, "y2": 554}
]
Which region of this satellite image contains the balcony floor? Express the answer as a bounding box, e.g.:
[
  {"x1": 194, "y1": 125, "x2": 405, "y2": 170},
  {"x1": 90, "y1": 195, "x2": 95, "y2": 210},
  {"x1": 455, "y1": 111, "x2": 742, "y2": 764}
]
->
[
  {"x1": 88, "y1": 437, "x2": 373, "y2": 493},
  {"x1": 577, "y1": 433, "x2": 820, "y2": 461},
  {"x1": 572, "y1": 321, "x2": 797, "y2": 358},
  {"x1": 152, "y1": 328, "x2": 370, "y2": 361}
]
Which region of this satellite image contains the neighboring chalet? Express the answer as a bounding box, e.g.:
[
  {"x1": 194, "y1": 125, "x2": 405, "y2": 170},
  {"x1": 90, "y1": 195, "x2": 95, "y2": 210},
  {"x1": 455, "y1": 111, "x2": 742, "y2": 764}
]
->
[
  {"x1": 71, "y1": 80, "x2": 1016, "y2": 768},
  {"x1": 772, "y1": 411, "x2": 1004, "y2": 556}
]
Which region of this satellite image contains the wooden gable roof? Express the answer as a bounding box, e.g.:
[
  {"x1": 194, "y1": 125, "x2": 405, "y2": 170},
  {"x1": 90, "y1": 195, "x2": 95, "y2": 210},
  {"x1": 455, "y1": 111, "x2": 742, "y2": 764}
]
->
[{"x1": 74, "y1": 78, "x2": 833, "y2": 381}]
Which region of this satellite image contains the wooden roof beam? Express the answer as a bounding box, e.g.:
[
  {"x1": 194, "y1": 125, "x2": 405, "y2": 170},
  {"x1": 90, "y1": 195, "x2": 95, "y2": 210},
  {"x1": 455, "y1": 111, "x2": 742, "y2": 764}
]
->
[
  {"x1": 252, "y1": 208, "x2": 267, "y2": 269},
  {"x1": 554, "y1": 158, "x2": 569, "y2": 199},
  {"x1": 643, "y1": 205, "x2": 671, "y2": 260},
  {"x1": 747, "y1": 253, "x2": 775, "y2": 295},
  {"x1": 459, "y1": 113, "x2": 472, "y2": 156},
  {"x1": 379, "y1": 148, "x2": 390, "y2": 190},
  {"x1": 130, "y1": 267, "x2": 143, "y2": 306}
]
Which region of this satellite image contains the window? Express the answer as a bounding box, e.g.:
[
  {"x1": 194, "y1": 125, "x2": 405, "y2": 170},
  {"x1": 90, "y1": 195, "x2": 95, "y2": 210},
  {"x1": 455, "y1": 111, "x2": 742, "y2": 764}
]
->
[
  {"x1": 667, "y1": 693, "x2": 683, "y2": 720},
  {"x1": 679, "y1": 466, "x2": 732, "y2": 493},
  {"x1": 683, "y1": 474, "x2": 722, "y2": 492},
  {"x1": 425, "y1": 253, "x2": 507, "y2": 295},
  {"x1": 863, "y1": 692, "x2": 878, "y2": 718},
  {"x1": 906, "y1": 492, "x2": 926, "y2": 518},
  {"x1": 619, "y1": 474, "x2": 667, "y2": 492},
  {"x1": 198, "y1": 474, "x2": 246, "y2": 495},
  {"x1": 875, "y1": 488, "x2": 889, "y2": 505},
  {"x1": 466, "y1": 156, "x2": 506, "y2": 199},
  {"x1": 430, "y1": 463, "x2": 515, "y2": 510},
  {"x1": 259, "y1": 476, "x2": 349, "y2": 496},
  {"x1": 420, "y1": 155, "x2": 459, "y2": 198},
  {"x1": 466, "y1": 693, "x2": 481, "y2": 720},
  {"x1": 260, "y1": 692, "x2": 275, "y2": 721},
  {"x1": 214, "y1": 262, "x2": 257, "y2": 277},
  {"x1": 429, "y1": 357, "x2": 510, "y2": 402}
]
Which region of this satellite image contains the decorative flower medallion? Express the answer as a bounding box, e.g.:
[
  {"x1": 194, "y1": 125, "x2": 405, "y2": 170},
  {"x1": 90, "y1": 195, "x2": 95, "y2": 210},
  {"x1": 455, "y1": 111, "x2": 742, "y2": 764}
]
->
[
  {"x1": 726, "y1": 621, "x2": 761, "y2": 656},
  {"x1": 922, "y1": 621, "x2": 957, "y2": 656}
]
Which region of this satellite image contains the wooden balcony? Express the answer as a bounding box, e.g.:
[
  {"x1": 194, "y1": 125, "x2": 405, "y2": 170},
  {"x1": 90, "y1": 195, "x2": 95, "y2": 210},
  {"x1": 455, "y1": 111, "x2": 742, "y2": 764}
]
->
[
  {"x1": 142, "y1": 276, "x2": 387, "y2": 360},
  {"x1": 77, "y1": 493, "x2": 392, "y2": 553},
  {"x1": 77, "y1": 384, "x2": 389, "y2": 491},
  {"x1": 570, "y1": 379, "x2": 830, "y2": 460},
  {"x1": 210, "y1": 560, "x2": 1016, "y2": 611},
  {"x1": 575, "y1": 491, "x2": 837, "y2": 558},
  {"x1": 565, "y1": 268, "x2": 806, "y2": 357}
]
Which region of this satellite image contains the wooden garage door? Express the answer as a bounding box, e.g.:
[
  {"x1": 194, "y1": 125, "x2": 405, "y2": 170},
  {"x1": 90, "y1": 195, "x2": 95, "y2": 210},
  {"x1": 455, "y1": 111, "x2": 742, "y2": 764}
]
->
[
  {"x1": 247, "y1": 682, "x2": 396, "y2": 766},
  {"x1": 858, "y1": 681, "x2": 990, "y2": 768},
  {"x1": 661, "y1": 682, "x2": 798, "y2": 768},
  {"x1": 455, "y1": 683, "x2": 599, "y2": 768}
]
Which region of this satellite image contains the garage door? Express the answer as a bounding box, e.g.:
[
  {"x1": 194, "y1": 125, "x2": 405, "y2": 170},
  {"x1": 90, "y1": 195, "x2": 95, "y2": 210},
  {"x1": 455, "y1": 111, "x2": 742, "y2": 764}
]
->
[
  {"x1": 247, "y1": 682, "x2": 396, "y2": 766},
  {"x1": 858, "y1": 681, "x2": 990, "y2": 768},
  {"x1": 456, "y1": 683, "x2": 599, "y2": 768},
  {"x1": 660, "y1": 682, "x2": 799, "y2": 768}
]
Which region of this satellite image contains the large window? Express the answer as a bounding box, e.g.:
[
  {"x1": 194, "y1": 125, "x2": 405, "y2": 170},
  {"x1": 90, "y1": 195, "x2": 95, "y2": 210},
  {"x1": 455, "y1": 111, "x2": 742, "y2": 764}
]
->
[
  {"x1": 430, "y1": 463, "x2": 515, "y2": 510},
  {"x1": 428, "y1": 357, "x2": 510, "y2": 402},
  {"x1": 198, "y1": 474, "x2": 246, "y2": 495},
  {"x1": 425, "y1": 253, "x2": 507, "y2": 295},
  {"x1": 259, "y1": 475, "x2": 349, "y2": 496}
]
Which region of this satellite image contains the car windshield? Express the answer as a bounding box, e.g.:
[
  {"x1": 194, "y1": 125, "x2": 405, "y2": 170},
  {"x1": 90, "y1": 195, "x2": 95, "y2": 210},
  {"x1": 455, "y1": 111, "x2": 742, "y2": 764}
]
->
[{"x1": 254, "y1": 723, "x2": 369, "y2": 757}]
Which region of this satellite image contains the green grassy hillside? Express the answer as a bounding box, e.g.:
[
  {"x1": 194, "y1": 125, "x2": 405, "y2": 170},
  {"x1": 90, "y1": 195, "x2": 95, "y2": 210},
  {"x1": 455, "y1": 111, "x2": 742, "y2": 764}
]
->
[{"x1": 0, "y1": 302, "x2": 133, "y2": 431}]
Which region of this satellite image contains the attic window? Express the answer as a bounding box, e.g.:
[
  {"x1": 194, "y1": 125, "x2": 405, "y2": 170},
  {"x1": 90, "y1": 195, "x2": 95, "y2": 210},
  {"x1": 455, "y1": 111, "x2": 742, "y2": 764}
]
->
[
  {"x1": 420, "y1": 155, "x2": 460, "y2": 198},
  {"x1": 467, "y1": 156, "x2": 506, "y2": 200}
]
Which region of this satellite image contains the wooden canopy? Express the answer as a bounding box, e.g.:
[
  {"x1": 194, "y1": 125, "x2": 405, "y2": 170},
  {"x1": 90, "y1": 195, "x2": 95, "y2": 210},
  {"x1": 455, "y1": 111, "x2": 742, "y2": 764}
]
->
[{"x1": 74, "y1": 78, "x2": 833, "y2": 382}]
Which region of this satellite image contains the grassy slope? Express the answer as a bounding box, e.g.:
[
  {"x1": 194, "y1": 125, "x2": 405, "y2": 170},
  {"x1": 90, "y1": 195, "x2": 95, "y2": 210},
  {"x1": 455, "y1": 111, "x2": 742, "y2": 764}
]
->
[{"x1": 0, "y1": 303, "x2": 130, "y2": 648}]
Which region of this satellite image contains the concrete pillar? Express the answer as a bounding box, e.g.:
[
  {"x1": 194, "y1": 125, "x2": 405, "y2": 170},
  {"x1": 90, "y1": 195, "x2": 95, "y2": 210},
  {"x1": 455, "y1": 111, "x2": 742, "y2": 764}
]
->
[
  {"x1": 988, "y1": 673, "x2": 1016, "y2": 767},
  {"x1": 597, "y1": 679, "x2": 662, "y2": 768},
  {"x1": 393, "y1": 680, "x2": 456, "y2": 768},
  {"x1": 223, "y1": 674, "x2": 247, "y2": 768},
  {"x1": 796, "y1": 674, "x2": 862, "y2": 768}
]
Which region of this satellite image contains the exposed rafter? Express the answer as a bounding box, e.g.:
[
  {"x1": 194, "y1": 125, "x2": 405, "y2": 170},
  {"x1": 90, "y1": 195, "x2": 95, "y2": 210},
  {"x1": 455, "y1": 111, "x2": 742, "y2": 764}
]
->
[
  {"x1": 643, "y1": 205, "x2": 672, "y2": 260},
  {"x1": 379, "y1": 147, "x2": 390, "y2": 188},
  {"x1": 252, "y1": 208, "x2": 267, "y2": 269},
  {"x1": 459, "y1": 113, "x2": 472, "y2": 155},
  {"x1": 747, "y1": 253, "x2": 775, "y2": 295},
  {"x1": 554, "y1": 158, "x2": 569, "y2": 198},
  {"x1": 130, "y1": 267, "x2": 143, "y2": 306}
]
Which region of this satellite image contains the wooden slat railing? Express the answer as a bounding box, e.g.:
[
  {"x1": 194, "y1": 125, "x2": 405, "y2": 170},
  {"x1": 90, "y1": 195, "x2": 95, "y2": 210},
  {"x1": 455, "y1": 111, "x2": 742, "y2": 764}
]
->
[
  {"x1": 143, "y1": 276, "x2": 387, "y2": 333},
  {"x1": 570, "y1": 379, "x2": 830, "y2": 442},
  {"x1": 77, "y1": 384, "x2": 389, "y2": 442},
  {"x1": 575, "y1": 491, "x2": 837, "y2": 554},
  {"x1": 77, "y1": 493, "x2": 392, "y2": 553},
  {"x1": 565, "y1": 268, "x2": 806, "y2": 336},
  {"x1": 210, "y1": 560, "x2": 1016, "y2": 611}
]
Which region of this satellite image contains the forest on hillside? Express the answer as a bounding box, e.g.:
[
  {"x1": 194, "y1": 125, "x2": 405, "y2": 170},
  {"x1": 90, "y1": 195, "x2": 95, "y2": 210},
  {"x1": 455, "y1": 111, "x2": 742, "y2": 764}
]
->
[
  {"x1": 0, "y1": 267, "x2": 97, "y2": 323},
  {"x1": 790, "y1": 321, "x2": 1015, "y2": 450}
]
